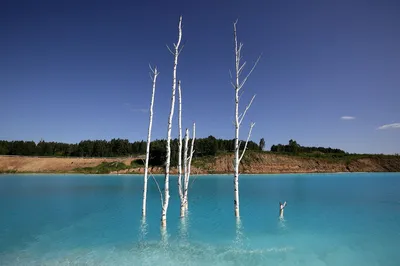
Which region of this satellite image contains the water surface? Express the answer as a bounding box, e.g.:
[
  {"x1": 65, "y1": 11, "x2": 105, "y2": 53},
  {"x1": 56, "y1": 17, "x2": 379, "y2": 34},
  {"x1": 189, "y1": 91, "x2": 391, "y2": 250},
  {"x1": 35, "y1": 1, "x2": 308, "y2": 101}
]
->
[{"x1": 0, "y1": 173, "x2": 399, "y2": 265}]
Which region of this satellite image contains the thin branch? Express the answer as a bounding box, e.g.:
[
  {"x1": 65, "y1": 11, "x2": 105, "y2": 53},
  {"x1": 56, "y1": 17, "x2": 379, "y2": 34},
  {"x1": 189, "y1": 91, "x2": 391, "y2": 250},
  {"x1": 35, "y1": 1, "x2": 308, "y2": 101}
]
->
[
  {"x1": 189, "y1": 176, "x2": 198, "y2": 188},
  {"x1": 166, "y1": 44, "x2": 174, "y2": 55},
  {"x1": 178, "y1": 43, "x2": 185, "y2": 55},
  {"x1": 238, "y1": 43, "x2": 244, "y2": 56},
  {"x1": 238, "y1": 54, "x2": 262, "y2": 91},
  {"x1": 239, "y1": 122, "x2": 255, "y2": 162},
  {"x1": 238, "y1": 61, "x2": 246, "y2": 76},
  {"x1": 239, "y1": 94, "x2": 256, "y2": 126},
  {"x1": 150, "y1": 172, "x2": 163, "y2": 207},
  {"x1": 148, "y1": 63, "x2": 155, "y2": 74}
]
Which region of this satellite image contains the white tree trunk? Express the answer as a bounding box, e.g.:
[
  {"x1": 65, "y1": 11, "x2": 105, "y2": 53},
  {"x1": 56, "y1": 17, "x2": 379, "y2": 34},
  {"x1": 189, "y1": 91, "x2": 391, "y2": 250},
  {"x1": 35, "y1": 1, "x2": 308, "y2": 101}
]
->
[
  {"x1": 178, "y1": 81, "x2": 185, "y2": 218},
  {"x1": 232, "y1": 20, "x2": 260, "y2": 218},
  {"x1": 161, "y1": 16, "x2": 183, "y2": 227},
  {"x1": 184, "y1": 122, "x2": 195, "y2": 211},
  {"x1": 182, "y1": 128, "x2": 189, "y2": 217},
  {"x1": 142, "y1": 66, "x2": 159, "y2": 218}
]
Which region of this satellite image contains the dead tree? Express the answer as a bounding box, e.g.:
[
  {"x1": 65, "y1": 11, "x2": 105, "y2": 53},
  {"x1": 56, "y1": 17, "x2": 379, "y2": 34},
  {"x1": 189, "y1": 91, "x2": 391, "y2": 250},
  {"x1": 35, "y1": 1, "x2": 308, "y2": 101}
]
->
[
  {"x1": 178, "y1": 80, "x2": 184, "y2": 217},
  {"x1": 184, "y1": 122, "x2": 195, "y2": 212},
  {"x1": 231, "y1": 20, "x2": 260, "y2": 218},
  {"x1": 161, "y1": 16, "x2": 183, "y2": 227},
  {"x1": 142, "y1": 65, "x2": 159, "y2": 218}
]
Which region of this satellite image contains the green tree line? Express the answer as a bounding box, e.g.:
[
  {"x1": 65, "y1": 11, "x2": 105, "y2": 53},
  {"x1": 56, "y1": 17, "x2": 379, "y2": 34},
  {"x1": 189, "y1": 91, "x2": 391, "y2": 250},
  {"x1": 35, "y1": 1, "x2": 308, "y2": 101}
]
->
[
  {"x1": 270, "y1": 139, "x2": 346, "y2": 154},
  {"x1": 0, "y1": 136, "x2": 261, "y2": 166}
]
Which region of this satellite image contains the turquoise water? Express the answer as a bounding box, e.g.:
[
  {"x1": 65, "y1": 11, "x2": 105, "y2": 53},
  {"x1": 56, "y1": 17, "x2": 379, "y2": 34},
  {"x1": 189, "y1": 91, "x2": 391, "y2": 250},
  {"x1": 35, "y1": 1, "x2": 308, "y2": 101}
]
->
[{"x1": 0, "y1": 173, "x2": 399, "y2": 265}]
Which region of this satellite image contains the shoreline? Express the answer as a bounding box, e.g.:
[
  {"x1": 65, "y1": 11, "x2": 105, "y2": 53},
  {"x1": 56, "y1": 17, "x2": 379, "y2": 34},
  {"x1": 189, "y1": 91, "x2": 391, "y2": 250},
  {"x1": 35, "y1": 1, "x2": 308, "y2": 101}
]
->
[
  {"x1": 1, "y1": 154, "x2": 400, "y2": 175},
  {"x1": 1, "y1": 171, "x2": 398, "y2": 176}
]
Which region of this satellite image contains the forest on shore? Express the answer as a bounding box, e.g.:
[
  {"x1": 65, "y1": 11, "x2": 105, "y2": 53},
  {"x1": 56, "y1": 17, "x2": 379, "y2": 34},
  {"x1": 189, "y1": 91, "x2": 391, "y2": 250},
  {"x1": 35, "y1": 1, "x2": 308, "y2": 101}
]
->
[{"x1": 1, "y1": 138, "x2": 397, "y2": 168}]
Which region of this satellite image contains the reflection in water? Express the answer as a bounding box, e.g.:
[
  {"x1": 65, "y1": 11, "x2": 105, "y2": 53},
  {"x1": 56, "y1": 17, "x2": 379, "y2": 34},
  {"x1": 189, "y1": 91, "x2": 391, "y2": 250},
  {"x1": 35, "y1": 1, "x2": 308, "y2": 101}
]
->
[
  {"x1": 138, "y1": 217, "x2": 148, "y2": 244},
  {"x1": 278, "y1": 216, "x2": 287, "y2": 230},
  {"x1": 179, "y1": 212, "x2": 189, "y2": 244},
  {"x1": 160, "y1": 225, "x2": 169, "y2": 250},
  {"x1": 233, "y1": 217, "x2": 245, "y2": 250}
]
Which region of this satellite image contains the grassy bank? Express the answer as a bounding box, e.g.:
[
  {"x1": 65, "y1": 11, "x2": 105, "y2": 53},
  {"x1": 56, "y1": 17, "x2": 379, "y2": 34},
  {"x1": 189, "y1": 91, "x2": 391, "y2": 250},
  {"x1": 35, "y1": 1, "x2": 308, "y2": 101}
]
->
[{"x1": 1, "y1": 152, "x2": 399, "y2": 174}]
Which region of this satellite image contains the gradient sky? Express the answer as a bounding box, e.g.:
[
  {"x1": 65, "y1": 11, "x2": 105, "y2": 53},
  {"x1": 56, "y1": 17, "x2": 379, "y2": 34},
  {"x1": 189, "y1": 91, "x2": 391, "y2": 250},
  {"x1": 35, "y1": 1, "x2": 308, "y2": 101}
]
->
[{"x1": 1, "y1": 0, "x2": 399, "y2": 154}]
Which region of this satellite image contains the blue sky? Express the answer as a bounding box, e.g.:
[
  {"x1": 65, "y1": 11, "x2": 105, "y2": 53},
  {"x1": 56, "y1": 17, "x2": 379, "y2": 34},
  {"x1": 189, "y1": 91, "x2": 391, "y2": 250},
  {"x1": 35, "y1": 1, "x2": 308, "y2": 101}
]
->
[{"x1": 1, "y1": 0, "x2": 399, "y2": 154}]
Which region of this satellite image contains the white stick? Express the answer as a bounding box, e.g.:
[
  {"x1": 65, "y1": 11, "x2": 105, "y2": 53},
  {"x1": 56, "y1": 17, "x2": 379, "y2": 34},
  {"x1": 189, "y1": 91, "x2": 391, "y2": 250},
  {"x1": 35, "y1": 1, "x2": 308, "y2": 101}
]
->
[
  {"x1": 233, "y1": 20, "x2": 241, "y2": 217},
  {"x1": 239, "y1": 95, "x2": 256, "y2": 126},
  {"x1": 142, "y1": 65, "x2": 159, "y2": 218},
  {"x1": 177, "y1": 81, "x2": 184, "y2": 213},
  {"x1": 239, "y1": 122, "x2": 255, "y2": 162},
  {"x1": 161, "y1": 15, "x2": 183, "y2": 228},
  {"x1": 232, "y1": 20, "x2": 260, "y2": 218},
  {"x1": 182, "y1": 128, "x2": 189, "y2": 216},
  {"x1": 184, "y1": 122, "x2": 195, "y2": 211}
]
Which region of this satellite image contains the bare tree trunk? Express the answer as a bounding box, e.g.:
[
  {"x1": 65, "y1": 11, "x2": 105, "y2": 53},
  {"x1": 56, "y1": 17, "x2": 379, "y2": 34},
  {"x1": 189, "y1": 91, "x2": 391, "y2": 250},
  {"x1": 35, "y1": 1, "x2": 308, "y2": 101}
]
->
[
  {"x1": 161, "y1": 16, "x2": 183, "y2": 228},
  {"x1": 178, "y1": 81, "x2": 185, "y2": 218},
  {"x1": 232, "y1": 20, "x2": 260, "y2": 218},
  {"x1": 182, "y1": 128, "x2": 189, "y2": 217},
  {"x1": 142, "y1": 66, "x2": 159, "y2": 218},
  {"x1": 184, "y1": 122, "x2": 195, "y2": 211}
]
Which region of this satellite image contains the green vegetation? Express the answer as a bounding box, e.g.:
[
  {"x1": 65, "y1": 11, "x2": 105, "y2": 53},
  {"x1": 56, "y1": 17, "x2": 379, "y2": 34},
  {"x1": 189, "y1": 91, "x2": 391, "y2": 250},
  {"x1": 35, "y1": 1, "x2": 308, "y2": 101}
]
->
[
  {"x1": 270, "y1": 139, "x2": 346, "y2": 155},
  {"x1": 2, "y1": 138, "x2": 397, "y2": 175},
  {"x1": 130, "y1": 159, "x2": 145, "y2": 168},
  {"x1": 74, "y1": 162, "x2": 129, "y2": 174},
  {"x1": 192, "y1": 155, "x2": 215, "y2": 170},
  {"x1": 0, "y1": 136, "x2": 261, "y2": 167},
  {"x1": 268, "y1": 139, "x2": 398, "y2": 165},
  {"x1": 0, "y1": 169, "x2": 17, "y2": 174}
]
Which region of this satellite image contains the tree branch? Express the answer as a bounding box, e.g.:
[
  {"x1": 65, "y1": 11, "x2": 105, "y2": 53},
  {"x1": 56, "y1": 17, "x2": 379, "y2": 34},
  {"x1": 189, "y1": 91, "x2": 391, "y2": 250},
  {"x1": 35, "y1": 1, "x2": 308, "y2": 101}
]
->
[
  {"x1": 178, "y1": 43, "x2": 185, "y2": 55},
  {"x1": 239, "y1": 122, "x2": 255, "y2": 162},
  {"x1": 166, "y1": 44, "x2": 174, "y2": 55},
  {"x1": 150, "y1": 171, "x2": 163, "y2": 207},
  {"x1": 238, "y1": 54, "x2": 262, "y2": 91},
  {"x1": 238, "y1": 61, "x2": 246, "y2": 76},
  {"x1": 239, "y1": 94, "x2": 256, "y2": 126}
]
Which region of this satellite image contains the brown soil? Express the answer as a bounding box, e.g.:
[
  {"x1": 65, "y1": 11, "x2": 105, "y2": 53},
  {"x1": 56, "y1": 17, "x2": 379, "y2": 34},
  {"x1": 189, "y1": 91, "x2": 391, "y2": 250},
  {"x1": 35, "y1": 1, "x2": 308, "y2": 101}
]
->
[
  {"x1": 0, "y1": 156, "x2": 132, "y2": 173},
  {"x1": 1, "y1": 153, "x2": 399, "y2": 174}
]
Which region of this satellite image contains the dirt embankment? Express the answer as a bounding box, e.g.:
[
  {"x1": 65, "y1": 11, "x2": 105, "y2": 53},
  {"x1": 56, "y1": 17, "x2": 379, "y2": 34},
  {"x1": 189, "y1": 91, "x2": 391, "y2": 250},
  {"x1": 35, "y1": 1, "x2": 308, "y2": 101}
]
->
[
  {"x1": 0, "y1": 156, "x2": 132, "y2": 173},
  {"x1": 205, "y1": 153, "x2": 400, "y2": 174},
  {"x1": 1, "y1": 153, "x2": 399, "y2": 174}
]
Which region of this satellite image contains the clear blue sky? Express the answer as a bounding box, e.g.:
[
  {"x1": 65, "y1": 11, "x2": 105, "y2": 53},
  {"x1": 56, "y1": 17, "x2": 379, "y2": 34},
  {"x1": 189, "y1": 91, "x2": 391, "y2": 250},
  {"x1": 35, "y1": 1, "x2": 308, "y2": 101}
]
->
[{"x1": 1, "y1": 0, "x2": 399, "y2": 154}]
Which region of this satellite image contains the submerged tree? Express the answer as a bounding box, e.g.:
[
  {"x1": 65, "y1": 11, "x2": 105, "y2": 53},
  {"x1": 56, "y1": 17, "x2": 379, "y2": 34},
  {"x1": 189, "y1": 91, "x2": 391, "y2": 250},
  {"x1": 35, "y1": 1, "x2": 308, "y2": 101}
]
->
[
  {"x1": 142, "y1": 65, "x2": 159, "y2": 218},
  {"x1": 183, "y1": 122, "x2": 195, "y2": 213},
  {"x1": 177, "y1": 80, "x2": 196, "y2": 218},
  {"x1": 231, "y1": 20, "x2": 261, "y2": 218},
  {"x1": 161, "y1": 15, "x2": 183, "y2": 228},
  {"x1": 177, "y1": 81, "x2": 184, "y2": 217}
]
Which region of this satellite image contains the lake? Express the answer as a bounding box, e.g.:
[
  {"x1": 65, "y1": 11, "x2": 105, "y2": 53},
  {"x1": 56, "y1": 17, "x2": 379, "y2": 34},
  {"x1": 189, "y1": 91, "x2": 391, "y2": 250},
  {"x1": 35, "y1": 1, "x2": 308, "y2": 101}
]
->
[{"x1": 0, "y1": 173, "x2": 399, "y2": 265}]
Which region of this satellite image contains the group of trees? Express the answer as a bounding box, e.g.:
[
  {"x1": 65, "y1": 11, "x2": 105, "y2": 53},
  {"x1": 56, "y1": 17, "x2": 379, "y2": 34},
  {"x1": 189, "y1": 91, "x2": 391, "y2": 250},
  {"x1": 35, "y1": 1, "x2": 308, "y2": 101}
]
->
[
  {"x1": 270, "y1": 139, "x2": 346, "y2": 154},
  {"x1": 0, "y1": 137, "x2": 260, "y2": 162},
  {"x1": 0, "y1": 139, "x2": 144, "y2": 157}
]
